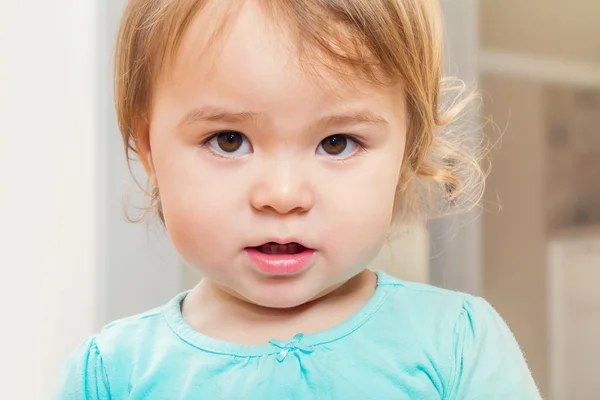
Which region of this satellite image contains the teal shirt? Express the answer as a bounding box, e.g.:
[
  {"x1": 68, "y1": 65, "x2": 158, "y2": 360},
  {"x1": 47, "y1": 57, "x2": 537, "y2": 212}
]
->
[{"x1": 56, "y1": 272, "x2": 541, "y2": 399}]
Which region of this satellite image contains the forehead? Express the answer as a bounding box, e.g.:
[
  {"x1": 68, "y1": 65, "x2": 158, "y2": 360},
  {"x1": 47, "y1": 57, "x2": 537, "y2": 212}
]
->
[{"x1": 156, "y1": 1, "x2": 400, "y2": 111}]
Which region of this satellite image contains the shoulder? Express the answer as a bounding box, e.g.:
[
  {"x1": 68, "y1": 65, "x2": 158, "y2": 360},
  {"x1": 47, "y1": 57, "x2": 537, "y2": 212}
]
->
[
  {"x1": 96, "y1": 304, "x2": 167, "y2": 348},
  {"x1": 382, "y1": 280, "x2": 544, "y2": 398},
  {"x1": 382, "y1": 274, "x2": 506, "y2": 332},
  {"x1": 93, "y1": 292, "x2": 188, "y2": 358},
  {"x1": 56, "y1": 299, "x2": 180, "y2": 399},
  {"x1": 58, "y1": 292, "x2": 188, "y2": 397},
  {"x1": 373, "y1": 272, "x2": 540, "y2": 398},
  {"x1": 56, "y1": 336, "x2": 111, "y2": 399},
  {"x1": 373, "y1": 271, "x2": 504, "y2": 357},
  {"x1": 375, "y1": 271, "x2": 481, "y2": 326},
  {"x1": 76, "y1": 294, "x2": 186, "y2": 389}
]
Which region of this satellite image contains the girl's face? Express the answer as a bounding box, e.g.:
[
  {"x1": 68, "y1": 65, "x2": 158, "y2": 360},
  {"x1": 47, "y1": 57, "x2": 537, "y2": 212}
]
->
[{"x1": 145, "y1": 2, "x2": 407, "y2": 308}]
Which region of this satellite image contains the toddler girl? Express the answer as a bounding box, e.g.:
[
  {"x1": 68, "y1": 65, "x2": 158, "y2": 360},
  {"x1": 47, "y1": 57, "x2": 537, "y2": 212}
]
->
[{"x1": 57, "y1": 0, "x2": 541, "y2": 398}]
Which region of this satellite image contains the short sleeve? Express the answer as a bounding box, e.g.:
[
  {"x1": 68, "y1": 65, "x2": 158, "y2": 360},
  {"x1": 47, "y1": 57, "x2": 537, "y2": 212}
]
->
[
  {"x1": 446, "y1": 297, "x2": 542, "y2": 400},
  {"x1": 54, "y1": 337, "x2": 111, "y2": 400}
]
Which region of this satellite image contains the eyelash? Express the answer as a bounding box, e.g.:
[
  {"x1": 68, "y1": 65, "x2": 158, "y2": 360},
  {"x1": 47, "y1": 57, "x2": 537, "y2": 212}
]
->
[
  {"x1": 346, "y1": 136, "x2": 367, "y2": 150},
  {"x1": 200, "y1": 131, "x2": 368, "y2": 159}
]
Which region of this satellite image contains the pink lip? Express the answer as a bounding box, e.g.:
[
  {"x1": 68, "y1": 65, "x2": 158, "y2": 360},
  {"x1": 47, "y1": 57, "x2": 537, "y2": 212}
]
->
[{"x1": 245, "y1": 247, "x2": 316, "y2": 276}]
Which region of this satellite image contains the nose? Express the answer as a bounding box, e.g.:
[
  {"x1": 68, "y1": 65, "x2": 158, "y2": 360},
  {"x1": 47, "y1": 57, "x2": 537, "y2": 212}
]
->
[{"x1": 250, "y1": 159, "x2": 314, "y2": 215}]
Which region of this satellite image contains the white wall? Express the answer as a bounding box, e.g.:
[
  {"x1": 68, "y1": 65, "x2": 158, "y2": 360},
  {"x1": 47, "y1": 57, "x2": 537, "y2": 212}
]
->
[
  {"x1": 1, "y1": 1, "x2": 99, "y2": 398},
  {"x1": 0, "y1": 1, "x2": 180, "y2": 398}
]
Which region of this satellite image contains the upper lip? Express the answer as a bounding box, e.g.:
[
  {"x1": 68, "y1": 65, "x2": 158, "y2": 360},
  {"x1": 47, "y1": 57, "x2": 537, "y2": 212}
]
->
[{"x1": 247, "y1": 238, "x2": 313, "y2": 249}]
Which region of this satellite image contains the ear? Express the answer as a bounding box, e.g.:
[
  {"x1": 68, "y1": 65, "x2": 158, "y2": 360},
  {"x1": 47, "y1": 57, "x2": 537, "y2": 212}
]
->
[{"x1": 135, "y1": 118, "x2": 157, "y2": 186}]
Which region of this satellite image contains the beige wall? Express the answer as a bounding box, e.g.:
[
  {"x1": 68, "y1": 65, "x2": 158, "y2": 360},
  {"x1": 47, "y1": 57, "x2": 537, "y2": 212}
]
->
[
  {"x1": 481, "y1": 0, "x2": 600, "y2": 65},
  {"x1": 481, "y1": 75, "x2": 549, "y2": 396},
  {"x1": 480, "y1": 2, "x2": 600, "y2": 396}
]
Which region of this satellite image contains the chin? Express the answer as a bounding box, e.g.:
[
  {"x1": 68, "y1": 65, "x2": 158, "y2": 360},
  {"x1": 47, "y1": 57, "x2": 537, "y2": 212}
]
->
[
  {"x1": 239, "y1": 282, "x2": 325, "y2": 309},
  {"x1": 245, "y1": 291, "x2": 316, "y2": 309}
]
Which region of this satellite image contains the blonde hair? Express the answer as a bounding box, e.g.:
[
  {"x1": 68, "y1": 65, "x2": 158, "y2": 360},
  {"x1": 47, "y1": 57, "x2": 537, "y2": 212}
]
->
[{"x1": 115, "y1": 0, "x2": 484, "y2": 225}]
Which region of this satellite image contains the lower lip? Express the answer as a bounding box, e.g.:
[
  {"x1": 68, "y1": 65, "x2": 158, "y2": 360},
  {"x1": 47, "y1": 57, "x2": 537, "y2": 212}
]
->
[{"x1": 245, "y1": 248, "x2": 316, "y2": 276}]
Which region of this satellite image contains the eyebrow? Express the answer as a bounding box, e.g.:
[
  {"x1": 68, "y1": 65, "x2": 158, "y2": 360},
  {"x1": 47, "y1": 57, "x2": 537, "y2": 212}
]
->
[
  {"x1": 319, "y1": 110, "x2": 388, "y2": 127},
  {"x1": 178, "y1": 106, "x2": 389, "y2": 127},
  {"x1": 178, "y1": 106, "x2": 265, "y2": 126}
]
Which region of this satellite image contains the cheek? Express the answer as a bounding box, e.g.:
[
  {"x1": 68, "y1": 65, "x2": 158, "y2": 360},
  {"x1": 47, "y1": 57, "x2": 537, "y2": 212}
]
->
[
  {"x1": 319, "y1": 151, "x2": 403, "y2": 261},
  {"x1": 152, "y1": 147, "x2": 247, "y2": 265}
]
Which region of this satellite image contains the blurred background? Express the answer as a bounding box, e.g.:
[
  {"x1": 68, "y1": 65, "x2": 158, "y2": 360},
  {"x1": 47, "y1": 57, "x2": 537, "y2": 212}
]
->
[{"x1": 1, "y1": 0, "x2": 599, "y2": 399}]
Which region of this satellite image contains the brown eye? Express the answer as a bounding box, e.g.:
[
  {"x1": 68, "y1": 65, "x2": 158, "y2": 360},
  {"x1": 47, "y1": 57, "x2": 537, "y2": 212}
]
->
[
  {"x1": 216, "y1": 131, "x2": 244, "y2": 152},
  {"x1": 320, "y1": 135, "x2": 348, "y2": 155},
  {"x1": 207, "y1": 131, "x2": 251, "y2": 156}
]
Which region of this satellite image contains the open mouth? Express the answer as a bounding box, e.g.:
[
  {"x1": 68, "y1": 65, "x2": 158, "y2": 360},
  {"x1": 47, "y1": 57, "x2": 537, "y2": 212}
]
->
[
  {"x1": 246, "y1": 242, "x2": 315, "y2": 275},
  {"x1": 255, "y1": 242, "x2": 307, "y2": 255}
]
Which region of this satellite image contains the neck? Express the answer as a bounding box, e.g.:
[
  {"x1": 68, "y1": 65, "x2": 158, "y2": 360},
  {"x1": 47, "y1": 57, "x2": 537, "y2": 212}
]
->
[{"x1": 182, "y1": 270, "x2": 377, "y2": 344}]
